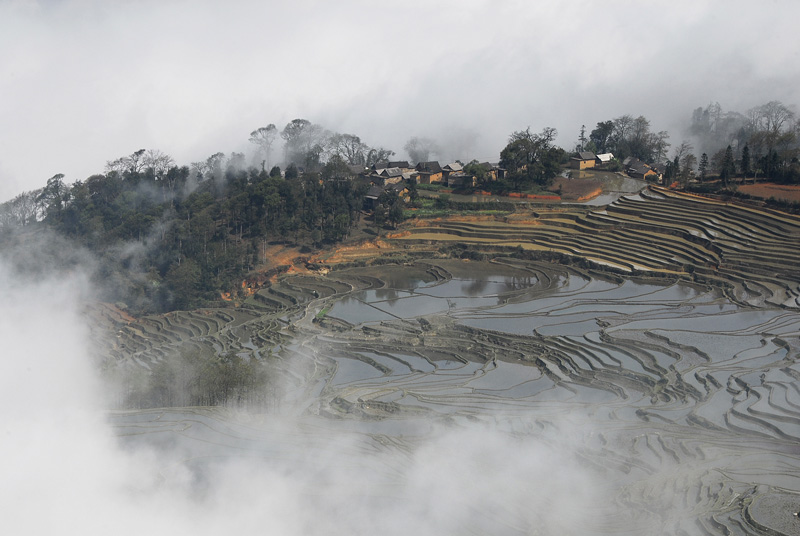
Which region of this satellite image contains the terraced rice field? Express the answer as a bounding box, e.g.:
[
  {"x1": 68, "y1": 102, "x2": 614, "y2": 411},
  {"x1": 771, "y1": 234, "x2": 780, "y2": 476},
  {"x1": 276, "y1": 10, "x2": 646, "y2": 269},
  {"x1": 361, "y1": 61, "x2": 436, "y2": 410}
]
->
[
  {"x1": 396, "y1": 186, "x2": 800, "y2": 308},
  {"x1": 104, "y1": 189, "x2": 800, "y2": 535}
]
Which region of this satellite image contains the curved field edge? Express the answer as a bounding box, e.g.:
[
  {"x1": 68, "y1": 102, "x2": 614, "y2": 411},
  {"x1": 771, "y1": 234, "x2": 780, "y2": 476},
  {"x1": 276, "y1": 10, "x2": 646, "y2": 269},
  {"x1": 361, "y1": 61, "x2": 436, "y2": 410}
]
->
[{"x1": 387, "y1": 186, "x2": 800, "y2": 309}]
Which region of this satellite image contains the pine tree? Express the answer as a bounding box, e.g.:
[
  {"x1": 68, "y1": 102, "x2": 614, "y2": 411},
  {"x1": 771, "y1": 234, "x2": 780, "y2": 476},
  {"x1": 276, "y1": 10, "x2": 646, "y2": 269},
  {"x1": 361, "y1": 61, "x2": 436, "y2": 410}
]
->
[
  {"x1": 699, "y1": 153, "x2": 709, "y2": 181},
  {"x1": 721, "y1": 145, "x2": 736, "y2": 188},
  {"x1": 741, "y1": 145, "x2": 751, "y2": 180}
]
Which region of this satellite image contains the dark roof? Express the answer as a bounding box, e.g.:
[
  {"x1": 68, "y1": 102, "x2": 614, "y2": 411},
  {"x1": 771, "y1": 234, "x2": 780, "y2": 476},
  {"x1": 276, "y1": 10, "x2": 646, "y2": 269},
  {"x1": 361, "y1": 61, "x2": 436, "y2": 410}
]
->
[
  {"x1": 387, "y1": 160, "x2": 411, "y2": 169},
  {"x1": 380, "y1": 167, "x2": 403, "y2": 178},
  {"x1": 388, "y1": 182, "x2": 408, "y2": 193},
  {"x1": 415, "y1": 161, "x2": 442, "y2": 173},
  {"x1": 628, "y1": 161, "x2": 653, "y2": 176},
  {"x1": 575, "y1": 151, "x2": 596, "y2": 161},
  {"x1": 348, "y1": 164, "x2": 368, "y2": 175},
  {"x1": 365, "y1": 185, "x2": 383, "y2": 199},
  {"x1": 624, "y1": 157, "x2": 644, "y2": 168}
]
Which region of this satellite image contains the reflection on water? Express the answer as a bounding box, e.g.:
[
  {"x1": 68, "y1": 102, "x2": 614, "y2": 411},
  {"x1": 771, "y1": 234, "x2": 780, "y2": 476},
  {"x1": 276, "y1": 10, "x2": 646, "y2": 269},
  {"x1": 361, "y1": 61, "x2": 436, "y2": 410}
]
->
[
  {"x1": 328, "y1": 275, "x2": 539, "y2": 325},
  {"x1": 114, "y1": 262, "x2": 800, "y2": 535}
]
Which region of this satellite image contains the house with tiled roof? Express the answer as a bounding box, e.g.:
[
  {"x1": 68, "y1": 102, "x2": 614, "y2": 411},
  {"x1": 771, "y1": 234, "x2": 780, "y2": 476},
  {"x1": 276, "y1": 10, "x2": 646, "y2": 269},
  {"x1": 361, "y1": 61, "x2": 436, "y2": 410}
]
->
[
  {"x1": 595, "y1": 153, "x2": 614, "y2": 166},
  {"x1": 571, "y1": 151, "x2": 596, "y2": 170},
  {"x1": 624, "y1": 157, "x2": 657, "y2": 181},
  {"x1": 371, "y1": 167, "x2": 405, "y2": 186},
  {"x1": 413, "y1": 161, "x2": 443, "y2": 184}
]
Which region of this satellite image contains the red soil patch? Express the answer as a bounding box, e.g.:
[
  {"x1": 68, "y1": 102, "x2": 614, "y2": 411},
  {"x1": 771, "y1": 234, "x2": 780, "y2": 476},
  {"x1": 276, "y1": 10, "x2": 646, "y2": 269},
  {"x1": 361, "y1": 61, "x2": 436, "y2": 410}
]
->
[
  {"x1": 552, "y1": 177, "x2": 603, "y2": 201},
  {"x1": 737, "y1": 183, "x2": 800, "y2": 203},
  {"x1": 406, "y1": 214, "x2": 499, "y2": 227},
  {"x1": 96, "y1": 302, "x2": 136, "y2": 324},
  {"x1": 508, "y1": 192, "x2": 561, "y2": 200}
]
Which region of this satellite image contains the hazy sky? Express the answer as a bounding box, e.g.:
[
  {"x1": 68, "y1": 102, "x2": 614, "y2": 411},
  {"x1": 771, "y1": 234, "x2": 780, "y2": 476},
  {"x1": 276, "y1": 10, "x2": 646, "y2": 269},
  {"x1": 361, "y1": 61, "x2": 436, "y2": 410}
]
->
[{"x1": 2, "y1": 0, "x2": 799, "y2": 201}]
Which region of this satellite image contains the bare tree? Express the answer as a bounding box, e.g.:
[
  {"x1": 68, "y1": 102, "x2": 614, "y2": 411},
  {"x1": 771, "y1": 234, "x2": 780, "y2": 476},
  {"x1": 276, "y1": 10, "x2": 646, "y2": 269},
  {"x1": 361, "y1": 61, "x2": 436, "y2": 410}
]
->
[
  {"x1": 365, "y1": 147, "x2": 395, "y2": 167},
  {"x1": 106, "y1": 149, "x2": 147, "y2": 175},
  {"x1": 680, "y1": 153, "x2": 697, "y2": 185},
  {"x1": 206, "y1": 152, "x2": 226, "y2": 180},
  {"x1": 327, "y1": 133, "x2": 369, "y2": 166},
  {"x1": 4, "y1": 189, "x2": 41, "y2": 226},
  {"x1": 673, "y1": 140, "x2": 694, "y2": 162},
  {"x1": 227, "y1": 152, "x2": 246, "y2": 171},
  {"x1": 281, "y1": 119, "x2": 328, "y2": 169},
  {"x1": 747, "y1": 101, "x2": 796, "y2": 155},
  {"x1": 249, "y1": 124, "x2": 278, "y2": 170},
  {"x1": 753, "y1": 101, "x2": 794, "y2": 135},
  {"x1": 612, "y1": 115, "x2": 634, "y2": 145},
  {"x1": 143, "y1": 149, "x2": 174, "y2": 181},
  {"x1": 190, "y1": 160, "x2": 210, "y2": 181}
]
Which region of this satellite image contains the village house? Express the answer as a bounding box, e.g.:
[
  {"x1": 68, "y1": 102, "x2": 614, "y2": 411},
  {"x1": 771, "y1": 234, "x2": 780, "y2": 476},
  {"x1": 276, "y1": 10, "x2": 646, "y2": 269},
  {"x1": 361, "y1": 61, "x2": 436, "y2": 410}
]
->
[
  {"x1": 623, "y1": 157, "x2": 658, "y2": 181},
  {"x1": 374, "y1": 160, "x2": 413, "y2": 174},
  {"x1": 386, "y1": 161, "x2": 413, "y2": 173},
  {"x1": 364, "y1": 184, "x2": 384, "y2": 209},
  {"x1": 446, "y1": 171, "x2": 476, "y2": 189},
  {"x1": 364, "y1": 181, "x2": 409, "y2": 209},
  {"x1": 650, "y1": 163, "x2": 666, "y2": 183},
  {"x1": 479, "y1": 162, "x2": 506, "y2": 181},
  {"x1": 371, "y1": 167, "x2": 405, "y2": 186},
  {"x1": 412, "y1": 161, "x2": 443, "y2": 184},
  {"x1": 595, "y1": 153, "x2": 614, "y2": 167},
  {"x1": 441, "y1": 162, "x2": 463, "y2": 182},
  {"x1": 387, "y1": 180, "x2": 410, "y2": 202},
  {"x1": 571, "y1": 151, "x2": 596, "y2": 170}
]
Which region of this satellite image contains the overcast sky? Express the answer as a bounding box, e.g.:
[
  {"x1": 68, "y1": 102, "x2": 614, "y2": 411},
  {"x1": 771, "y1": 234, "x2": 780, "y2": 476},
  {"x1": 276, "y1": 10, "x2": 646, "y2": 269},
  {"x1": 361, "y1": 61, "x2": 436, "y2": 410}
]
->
[{"x1": 2, "y1": 0, "x2": 799, "y2": 201}]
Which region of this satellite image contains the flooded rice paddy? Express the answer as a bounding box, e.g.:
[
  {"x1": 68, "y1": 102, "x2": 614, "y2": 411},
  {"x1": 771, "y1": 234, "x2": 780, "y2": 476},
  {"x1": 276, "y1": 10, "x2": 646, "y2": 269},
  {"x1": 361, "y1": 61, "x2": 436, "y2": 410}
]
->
[{"x1": 108, "y1": 256, "x2": 800, "y2": 535}]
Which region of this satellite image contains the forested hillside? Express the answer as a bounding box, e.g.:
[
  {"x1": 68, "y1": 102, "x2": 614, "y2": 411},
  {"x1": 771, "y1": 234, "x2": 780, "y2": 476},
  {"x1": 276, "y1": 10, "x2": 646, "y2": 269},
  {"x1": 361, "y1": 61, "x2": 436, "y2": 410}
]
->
[
  {"x1": 3, "y1": 102, "x2": 798, "y2": 315},
  {"x1": 0, "y1": 160, "x2": 367, "y2": 313}
]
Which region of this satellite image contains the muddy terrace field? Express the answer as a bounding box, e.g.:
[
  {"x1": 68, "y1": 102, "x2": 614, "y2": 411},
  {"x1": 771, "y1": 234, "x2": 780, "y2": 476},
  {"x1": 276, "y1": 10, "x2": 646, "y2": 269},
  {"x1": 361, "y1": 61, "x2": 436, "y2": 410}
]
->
[
  {"x1": 100, "y1": 188, "x2": 800, "y2": 535},
  {"x1": 737, "y1": 183, "x2": 800, "y2": 204}
]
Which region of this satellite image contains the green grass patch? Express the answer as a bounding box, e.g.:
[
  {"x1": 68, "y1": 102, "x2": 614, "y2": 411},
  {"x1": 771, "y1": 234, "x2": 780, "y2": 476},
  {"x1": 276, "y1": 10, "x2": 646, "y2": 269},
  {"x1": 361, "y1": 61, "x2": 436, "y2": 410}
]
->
[
  {"x1": 416, "y1": 183, "x2": 443, "y2": 191},
  {"x1": 316, "y1": 306, "x2": 330, "y2": 319}
]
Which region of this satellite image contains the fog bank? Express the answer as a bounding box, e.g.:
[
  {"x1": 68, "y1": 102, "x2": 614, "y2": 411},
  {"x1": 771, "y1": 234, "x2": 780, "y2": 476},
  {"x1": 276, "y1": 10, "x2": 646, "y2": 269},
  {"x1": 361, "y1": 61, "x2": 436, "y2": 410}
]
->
[{"x1": 0, "y1": 252, "x2": 600, "y2": 535}]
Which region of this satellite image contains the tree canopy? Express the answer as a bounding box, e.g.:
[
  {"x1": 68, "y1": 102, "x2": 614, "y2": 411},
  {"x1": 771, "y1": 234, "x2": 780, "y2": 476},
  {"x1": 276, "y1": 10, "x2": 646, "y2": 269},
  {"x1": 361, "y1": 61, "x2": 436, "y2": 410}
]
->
[{"x1": 499, "y1": 127, "x2": 564, "y2": 191}]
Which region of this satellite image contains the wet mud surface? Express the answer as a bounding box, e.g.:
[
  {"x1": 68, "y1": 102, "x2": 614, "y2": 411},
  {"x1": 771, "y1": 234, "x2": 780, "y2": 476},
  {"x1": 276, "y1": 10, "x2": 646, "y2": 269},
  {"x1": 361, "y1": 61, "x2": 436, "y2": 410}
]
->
[{"x1": 103, "y1": 190, "x2": 800, "y2": 535}]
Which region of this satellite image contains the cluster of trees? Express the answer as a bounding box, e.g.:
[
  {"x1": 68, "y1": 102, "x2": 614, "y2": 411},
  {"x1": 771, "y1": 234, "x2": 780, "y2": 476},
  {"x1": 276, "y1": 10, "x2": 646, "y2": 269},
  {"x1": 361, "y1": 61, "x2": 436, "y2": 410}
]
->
[
  {"x1": 584, "y1": 115, "x2": 670, "y2": 164},
  {"x1": 110, "y1": 348, "x2": 276, "y2": 409},
  {"x1": 499, "y1": 127, "x2": 566, "y2": 191},
  {"x1": 687, "y1": 100, "x2": 800, "y2": 184},
  {"x1": 576, "y1": 102, "x2": 799, "y2": 186},
  {"x1": 661, "y1": 140, "x2": 739, "y2": 187},
  {"x1": 0, "y1": 118, "x2": 620, "y2": 314},
  {"x1": 1, "y1": 142, "x2": 368, "y2": 313},
  {"x1": 246, "y1": 119, "x2": 396, "y2": 173}
]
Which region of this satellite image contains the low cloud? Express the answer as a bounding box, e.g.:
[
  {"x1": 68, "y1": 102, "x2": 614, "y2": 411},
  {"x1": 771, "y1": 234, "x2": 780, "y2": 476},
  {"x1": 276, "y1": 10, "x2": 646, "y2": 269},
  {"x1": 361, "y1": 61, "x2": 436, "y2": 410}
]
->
[{"x1": 0, "y1": 245, "x2": 603, "y2": 535}]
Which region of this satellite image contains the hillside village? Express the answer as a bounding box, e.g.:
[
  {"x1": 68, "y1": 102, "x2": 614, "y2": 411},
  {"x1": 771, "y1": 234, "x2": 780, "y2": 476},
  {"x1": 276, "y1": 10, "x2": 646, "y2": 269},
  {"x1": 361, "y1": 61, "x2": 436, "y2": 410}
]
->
[
  {"x1": 362, "y1": 160, "x2": 506, "y2": 206},
  {"x1": 356, "y1": 151, "x2": 664, "y2": 209}
]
